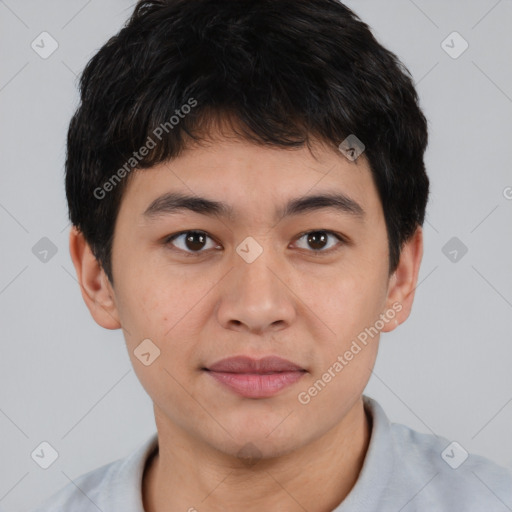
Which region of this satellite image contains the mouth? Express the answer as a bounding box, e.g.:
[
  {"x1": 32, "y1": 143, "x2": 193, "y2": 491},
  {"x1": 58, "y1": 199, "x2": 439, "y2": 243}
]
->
[{"x1": 203, "y1": 356, "x2": 307, "y2": 399}]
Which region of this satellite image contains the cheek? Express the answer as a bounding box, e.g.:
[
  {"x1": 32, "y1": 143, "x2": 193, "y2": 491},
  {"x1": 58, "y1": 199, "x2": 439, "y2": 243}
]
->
[
  {"x1": 116, "y1": 269, "x2": 209, "y2": 369},
  {"x1": 117, "y1": 279, "x2": 202, "y2": 410},
  {"x1": 115, "y1": 285, "x2": 161, "y2": 344},
  {"x1": 294, "y1": 272, "x2": 385, "y2": 411},
  {"x1": 115, "y1": 251, "x2": 176, "y2": 324},
  {"x1": 306, "y1": 265, "x2": 388, "y2": 344}
]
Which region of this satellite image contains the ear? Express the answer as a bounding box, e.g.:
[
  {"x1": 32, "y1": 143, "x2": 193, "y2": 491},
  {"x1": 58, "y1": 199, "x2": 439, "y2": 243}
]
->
[
  {"x1": 381, "y1": 226, "x2": 424, "y2": 332},
  {"x1": 69, "y1": 226, "x2": 121, "y2": 330}
]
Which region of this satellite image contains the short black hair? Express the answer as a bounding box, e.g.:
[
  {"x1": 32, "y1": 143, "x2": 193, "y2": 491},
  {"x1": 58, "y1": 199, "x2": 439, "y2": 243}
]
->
[{"x1": 66, "y1": 0, "x2": 429, "y2": 284}]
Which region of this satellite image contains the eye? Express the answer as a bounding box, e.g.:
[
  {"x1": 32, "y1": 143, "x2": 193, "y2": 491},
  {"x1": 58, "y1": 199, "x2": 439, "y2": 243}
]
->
[
  {"x1": 164, "y1": 230, "x2": 220, "y2": 256},
  {"x1": 163, "y1": 229, "x2": 346, "y2": 257},
  {"x1": 293, "y1": 230, "x2": 346, "y2": 254}
]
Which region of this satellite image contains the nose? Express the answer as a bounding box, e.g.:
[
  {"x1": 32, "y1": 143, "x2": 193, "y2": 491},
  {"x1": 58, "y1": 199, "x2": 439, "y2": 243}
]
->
[{"x1": 216, "y1": 246, "x2": 296, "y2": 335}]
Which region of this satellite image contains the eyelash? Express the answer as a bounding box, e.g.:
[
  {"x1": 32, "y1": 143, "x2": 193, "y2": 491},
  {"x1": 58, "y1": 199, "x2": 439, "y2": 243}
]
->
[{"x1": 163, "y1": 230, "x2": 347, "y2": 257}]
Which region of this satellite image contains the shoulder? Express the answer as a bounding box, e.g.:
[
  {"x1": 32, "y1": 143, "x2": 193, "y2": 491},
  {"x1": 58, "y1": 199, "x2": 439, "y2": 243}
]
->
[
  {"x1": 29, "y1": 459, "x2": 121, "y2": 512},
  {"x1": 358, "y1": 396, "x2": 512, "y2": 511},
  {"x1": 29, "y1": 433, "x2": 158, "y2": 512},
  {"x1": 388, "y1": 416, "x2": 512, "y2": 509}
]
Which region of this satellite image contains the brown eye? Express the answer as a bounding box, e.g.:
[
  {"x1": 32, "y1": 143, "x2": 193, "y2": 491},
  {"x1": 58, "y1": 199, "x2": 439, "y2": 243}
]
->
[
  {"x1": 294, "y1": 230, "x2": 345, "y2": 253},
  {"x1": 183, "y1": 231, "x2": 207, "y2": 251},
  {"x1": 165, "y1": 230, "x2": 219, "y2": 255}
]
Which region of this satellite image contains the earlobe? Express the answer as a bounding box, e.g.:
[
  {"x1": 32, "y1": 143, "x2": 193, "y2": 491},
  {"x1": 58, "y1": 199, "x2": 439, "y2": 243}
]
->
[
  {"x1": 69, "y1": 226, "x2": 121, "y2": 330},
  {"x1": 381, "y1": 226, "x2": 424, "y2": 333}
]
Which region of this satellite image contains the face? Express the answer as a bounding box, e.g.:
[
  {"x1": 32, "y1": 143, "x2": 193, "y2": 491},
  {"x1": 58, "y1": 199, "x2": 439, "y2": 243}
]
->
[{"x1": 75, "y1": 132, "x2": 421, "y2": 460}]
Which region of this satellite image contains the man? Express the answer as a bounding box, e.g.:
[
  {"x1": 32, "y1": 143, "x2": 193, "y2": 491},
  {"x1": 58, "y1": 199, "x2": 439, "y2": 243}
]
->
[{"x1": 31, "y1": 0, "x2": 512, "y2": 510}]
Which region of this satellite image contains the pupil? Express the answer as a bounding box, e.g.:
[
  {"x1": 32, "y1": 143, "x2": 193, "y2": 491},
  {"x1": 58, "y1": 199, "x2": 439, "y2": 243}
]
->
[
  {"x1": 186, "y1": 232, "x2": 206, "y2": 251},
  {"x1": 308, "y1": 231, "x2": 327, "y2": 250}
]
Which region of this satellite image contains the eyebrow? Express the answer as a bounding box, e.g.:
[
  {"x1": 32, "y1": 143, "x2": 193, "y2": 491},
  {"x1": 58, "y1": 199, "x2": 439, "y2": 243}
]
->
[{"x1": 143, "y1": 191, "x2": 365, "y2": 222}]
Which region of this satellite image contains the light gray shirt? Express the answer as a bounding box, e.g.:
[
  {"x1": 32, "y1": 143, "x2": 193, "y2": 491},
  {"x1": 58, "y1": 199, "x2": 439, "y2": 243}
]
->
[{"x1": 30, "y1": 395, "x2": 512, "y2": 511}]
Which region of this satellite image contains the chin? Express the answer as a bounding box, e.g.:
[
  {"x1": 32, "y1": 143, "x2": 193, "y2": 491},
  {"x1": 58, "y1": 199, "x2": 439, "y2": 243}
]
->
[
  {"x1": 204, "y1": 419, "x2": 311, "y2": 463},
  {"x1": 214, "y1": 435, "x2": 305, "y2": 464}
]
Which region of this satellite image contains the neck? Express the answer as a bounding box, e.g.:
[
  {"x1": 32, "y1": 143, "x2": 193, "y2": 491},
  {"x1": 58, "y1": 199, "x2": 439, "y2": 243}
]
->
[{"x1": 143, "y1": 398, "x2": 371, "y2": 512}]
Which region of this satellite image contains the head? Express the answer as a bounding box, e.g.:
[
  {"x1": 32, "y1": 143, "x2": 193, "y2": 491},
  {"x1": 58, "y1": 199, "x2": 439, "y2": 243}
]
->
[{"x1": 68, "y1": 0, "x2": 428, "y2": 460}]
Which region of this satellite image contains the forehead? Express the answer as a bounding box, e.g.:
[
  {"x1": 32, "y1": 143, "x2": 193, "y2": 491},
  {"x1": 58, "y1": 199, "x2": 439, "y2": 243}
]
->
[{"x1": 118, "y1": 135, "x2": 381, "y2": 226}]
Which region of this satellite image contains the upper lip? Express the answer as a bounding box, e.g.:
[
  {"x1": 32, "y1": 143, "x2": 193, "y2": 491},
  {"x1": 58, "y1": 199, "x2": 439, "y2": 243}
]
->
[{"x1": 205, "y1": 356, "x2": 305, "y2": 373}]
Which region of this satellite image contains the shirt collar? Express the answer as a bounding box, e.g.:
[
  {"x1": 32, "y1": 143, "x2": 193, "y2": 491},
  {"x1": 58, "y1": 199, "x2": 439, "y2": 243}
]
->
[
  {"x1": 333, "y1": 395, "x2": 395, "y2": 511},
  {"x1": 107, "y1": 431, "x2": 158, "y2": 511},
  {"x1": 116, "y1": 394, "x2": 392, "y2": 512}
]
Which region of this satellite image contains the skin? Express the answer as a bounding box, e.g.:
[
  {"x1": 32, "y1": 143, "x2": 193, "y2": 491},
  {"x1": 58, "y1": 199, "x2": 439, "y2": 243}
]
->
[{"x1": 70, "y1": 128, "x2": 423, "y2": 512}]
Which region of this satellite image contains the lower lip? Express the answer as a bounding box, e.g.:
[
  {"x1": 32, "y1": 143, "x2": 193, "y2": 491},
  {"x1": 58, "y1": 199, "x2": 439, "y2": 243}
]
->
[{"x1": 206, "y1": 371, "x2": 305, "y2": 398}]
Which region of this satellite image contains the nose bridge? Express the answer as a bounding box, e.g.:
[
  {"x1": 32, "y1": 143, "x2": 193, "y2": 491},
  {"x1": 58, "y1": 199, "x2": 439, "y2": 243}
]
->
[
  {"x1": 238, "y1": 239, "x2": 280, "y2": 294},
  {"x1": 216, "y1": 236, "x2": 296, "y2": 333},
  {"x1": 235, "y1": 235, "x2": 284, "y2": 304}
]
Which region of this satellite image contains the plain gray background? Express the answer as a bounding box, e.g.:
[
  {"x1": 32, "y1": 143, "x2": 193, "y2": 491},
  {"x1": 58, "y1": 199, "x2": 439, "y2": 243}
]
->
[{"x1": 1, "y1": 1, "x2": 511, "y2": 510}]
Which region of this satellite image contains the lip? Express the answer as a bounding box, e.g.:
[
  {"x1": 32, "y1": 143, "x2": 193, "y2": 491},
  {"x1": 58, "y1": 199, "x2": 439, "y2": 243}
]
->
[{"x1": 204, "y1": 356, "x2": 306, "y2": 399}]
